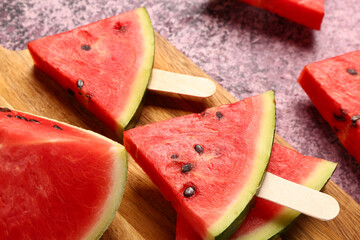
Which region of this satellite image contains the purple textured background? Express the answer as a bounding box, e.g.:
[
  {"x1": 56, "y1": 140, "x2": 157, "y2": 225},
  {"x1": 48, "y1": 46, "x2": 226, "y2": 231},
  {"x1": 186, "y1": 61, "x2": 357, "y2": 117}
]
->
[{"x1": 1, "y1": 0, "x2": 359, "y2": 203}]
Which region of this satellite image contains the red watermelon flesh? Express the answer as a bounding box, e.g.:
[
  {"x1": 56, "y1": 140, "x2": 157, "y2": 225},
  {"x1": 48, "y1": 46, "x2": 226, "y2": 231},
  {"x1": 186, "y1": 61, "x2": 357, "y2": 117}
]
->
[
  {"x1": 298, "y1": 50, "x2": 360, "y2": 164},
  {"x1": 176, "y1": 143, "x2": 337, "y2": 240},
  {"x1": 27, "y1": 7, "x2": 154, "y2": 135},
  {"x1": 0, "y1": 107, "x2": 127, "y2": 239},
  {"x1": 124, "y1": 91, "x2": 276, "y2": 239},
  {"x1": 239, "y1": 0, "x2": 324, "y2": 30}
]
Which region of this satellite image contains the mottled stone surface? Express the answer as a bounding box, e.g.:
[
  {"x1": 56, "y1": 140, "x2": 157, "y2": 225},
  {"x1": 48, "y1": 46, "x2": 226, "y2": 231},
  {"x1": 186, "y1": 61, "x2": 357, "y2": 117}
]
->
[{"x1": 1, "y1": 0, "x2": 359, "y2": 203}]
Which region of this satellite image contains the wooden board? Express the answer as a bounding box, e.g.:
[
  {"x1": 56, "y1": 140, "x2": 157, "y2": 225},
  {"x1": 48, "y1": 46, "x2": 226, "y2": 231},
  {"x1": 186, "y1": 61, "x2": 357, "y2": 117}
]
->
[{"x1": 0, "y1": 32, "x2": 359, "y2": 239}]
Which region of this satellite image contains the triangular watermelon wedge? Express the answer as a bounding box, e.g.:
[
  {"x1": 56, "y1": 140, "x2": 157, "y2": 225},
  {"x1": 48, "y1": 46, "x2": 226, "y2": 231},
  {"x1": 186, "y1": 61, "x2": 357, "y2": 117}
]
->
[
  {"x1": 123, "y1": 91, "x2": 276, "y2": 239},
  {"x1": 27, "y1": 7, "x2": 155, "y2": 135},
  {"x1": 0, "y1": 107, "x2": 127, "y2": 239},
  {"x1": 175, "y1": 143, "x2": 337, "y2": 240},
  {"x1": 239, "y1": 0, "x2": 324, "y2": 30},
  {"x1": 298, "y1": 50, "x2": 360, "y2": 164}
]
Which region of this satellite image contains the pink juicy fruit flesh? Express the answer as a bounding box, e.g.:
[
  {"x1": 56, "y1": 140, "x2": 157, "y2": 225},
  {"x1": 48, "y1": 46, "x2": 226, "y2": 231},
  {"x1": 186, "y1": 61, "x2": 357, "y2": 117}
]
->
[
  {"x1": 0, "y1": 109, "x2": 116, "y2": 239},
  {"x1": 239, "y1": 0, "x2": 324, "y2": 30},
  {"x1": 298, "y1": 50, "x2": 360, "y2": 163},
  {"x1": 27, "y1": 9, "x2": 146, "y2": 131},
  {"x1": 124, "y1": 93, "x2": 269, "y2": 238}
]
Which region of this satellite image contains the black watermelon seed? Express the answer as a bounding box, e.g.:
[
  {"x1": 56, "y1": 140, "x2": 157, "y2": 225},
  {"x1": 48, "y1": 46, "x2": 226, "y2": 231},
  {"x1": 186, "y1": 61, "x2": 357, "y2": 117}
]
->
[
  {"x1": 53, "y1": 125, "x2": 63, "y2": 130},
  {"x1": 333, "y1": 113, "x2": 346, "y2": 122},
  {"x1": 29, "y1": 119, "x2": 40, "y2": 124},
  {"x1": 181, "y1": 163, "x2": 193, "y2": 173},
  {"x1": 340, "y1": 109, "x2": 347, "y2": 116},
  {"x1": 170, "y1": 154, "x2": 179, "y2": 159},
  {"x1": 334, "y1": 126, "x2": 339, "y2": 132},
  {"x1": 7, "y1": 114, "x2": 11, "y2": 118},
  {"x1": 183, "y1": 186, "x2": 196, "y2": 198},
  {"x1": 114, "y1": 22, "x2": 128, "y2": 33},
  {"x1": 119, "y1": 25, "x2": 127, "y2": 33},
  {"x1": 85, "y1": 94, "x2": 92, "y2": 101},
  {"x1": 15, "y1": 115, "x2": 28, "y2": 121},
  {"x1": 351, "y1": 115, "x2": 360, "y2": 128},
  {"x1": 216, "y1": 111, "x2": 223, "y2": 119},
  {"x1": 194, "y1": 144, "x2": 203, "y2": 154},
  {"x1": 0, "y1": 107, "x2": 11, "y2": 112},
  {"x1": 81, "y1": 45, "x2": 91, "y2": 51},
  {"x1": 77, "y1": 79, "x2": 84, "y2": 89},
  {"x1": 67, "y1": 89, "x2": 75, "y2": 96},
  {"x1": 347, "y1": 68, "x2": 358, "y2": 76}
]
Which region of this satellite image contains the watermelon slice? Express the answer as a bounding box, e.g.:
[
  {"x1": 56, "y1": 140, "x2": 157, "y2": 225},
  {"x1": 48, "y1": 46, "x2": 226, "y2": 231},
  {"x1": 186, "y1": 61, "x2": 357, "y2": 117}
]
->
[
  {"x1": 27, "y1": 7, "x2": 155, "y2": 135},
  {"x1": 124, "y1": 91, "x2": 276, "y2": 239},
  {"x1": 239, "y1": 0, "x2": 324, "y2": 30},
  {"x1": 0, "y1": 107, "x2": 127, "y2": 239},
  {"x1": 298, "y1": 50, "x2": 360, "y2": 164},
  {"x1": 176, "y1": 143, "x2": 337, "y2": 240}
]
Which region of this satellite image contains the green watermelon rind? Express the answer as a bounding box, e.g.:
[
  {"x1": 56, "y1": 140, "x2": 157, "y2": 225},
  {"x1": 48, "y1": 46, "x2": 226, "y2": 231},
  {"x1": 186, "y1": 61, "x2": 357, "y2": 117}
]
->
[
  {"x1": 234, "y1": 160, "x2": 337, "y2": 240},
  {"x1": 117, "y1": 7, "x2": 155, "y2": 134},
  {"x1": 44, "y1": 116, "x2": 129, "y2": 240},
  {"x1": 87, "y1": 147, "x2": 128, "y2": 240},
  {"x1": 1, "y1": 108, "x2": 128, "y2": 240},
  {"x1": 209, "y1": 90, "x2": 276, "y2": 240}
]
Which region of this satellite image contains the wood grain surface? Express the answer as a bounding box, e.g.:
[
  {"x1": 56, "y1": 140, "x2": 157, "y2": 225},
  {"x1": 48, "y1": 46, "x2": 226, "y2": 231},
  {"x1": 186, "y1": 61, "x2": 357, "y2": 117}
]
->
[{"x1": 0, "y1": 32, "x2": 359, "y2": 240}]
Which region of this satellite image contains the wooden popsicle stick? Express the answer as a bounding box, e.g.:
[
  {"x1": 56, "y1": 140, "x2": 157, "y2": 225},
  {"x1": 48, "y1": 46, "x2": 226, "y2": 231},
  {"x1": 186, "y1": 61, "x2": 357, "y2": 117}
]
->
[
  {"x1": 148, "y1": 69, "x2": 216, "y2": 97},
  {"x1": 257, "y1": 172, "x2": 340, "y2": 221}
]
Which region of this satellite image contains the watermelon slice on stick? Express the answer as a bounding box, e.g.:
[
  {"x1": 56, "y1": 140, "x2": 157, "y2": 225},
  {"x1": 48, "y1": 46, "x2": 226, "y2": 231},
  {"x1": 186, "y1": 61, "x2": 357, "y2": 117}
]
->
[
  {"x1": 0, "y1": 107, "x2": 127, "y2": 239},
  {"x1": 298, "y1": 50, "x2": 360, "y2": 164},
  {"x1": 124, "y1": 91, "x2": 276, "y2": 239},
  {"x1": 28, "y1": 7, "x2": 154, "y2": 135},
  {"x1": 238, "y1": 0, "x2": 325, "y2": 30},
  {"x1": 176, "y1": 143, "x2": 337, "y2": 240},
  {"x1": 27, "y1": 7, "x2": 216, "y2": 136}
]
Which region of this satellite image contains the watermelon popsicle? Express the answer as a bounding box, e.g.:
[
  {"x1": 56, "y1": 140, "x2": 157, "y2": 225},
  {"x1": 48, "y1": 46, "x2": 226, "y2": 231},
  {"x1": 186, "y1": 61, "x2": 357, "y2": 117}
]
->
[
  {"x1": 238, "y1": 0, "x2": 325, "y2": 30},
  {"x1": 27, "y1": 7, "x2": 216, "y2": 137},
  {"x1": 124, "y1": 91, "x2": 277, "y2": 239},
  {"x1": 123, "y1": 91, "x2": 339, "y2": 239},
  {"x1": 176, "y1": 143, "x2": 337, "y2": 240},
  {"x1": 298, "y1": 50, "x2": 360, "y2": 164}
]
